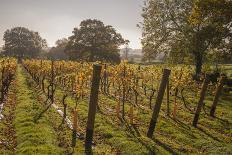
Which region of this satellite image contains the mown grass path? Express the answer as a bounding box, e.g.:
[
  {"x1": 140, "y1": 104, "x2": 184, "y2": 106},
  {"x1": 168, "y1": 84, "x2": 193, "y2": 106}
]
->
[
  {"x1": 13, "y1": 66, "x2": 63, "y2": 154},
  {"x1": 21, "y1": 65, "x2": 87, "y2": 154},
  {"x1": 23, "y1": 64, "x2": 161, "y2": 154}
]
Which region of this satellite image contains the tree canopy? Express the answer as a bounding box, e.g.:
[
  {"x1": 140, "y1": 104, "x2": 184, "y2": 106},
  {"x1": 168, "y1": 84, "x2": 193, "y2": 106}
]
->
[
  {"x1": 141, "y1": 0, "x2": 232, "y2": 74},
  {"x1": 47, "y1": 38, "x2": 69, "y2": 60},
  {"x1": 3, "y1": 27, "x2": 47, "y2": 59},
  {"x1": 65, "y1": 19, "x2": 126, "y2": 63}
]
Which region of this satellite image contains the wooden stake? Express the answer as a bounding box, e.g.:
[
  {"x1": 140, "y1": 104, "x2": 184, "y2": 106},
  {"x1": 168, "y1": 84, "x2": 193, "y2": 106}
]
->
[
  {"x1": 85, "y1": 64, "x2": 102, "y2": 153},
  {"x1": 210, "y1": 76, "x2": 226, "y2": 117},
  {"x1": 173, "y1": 88, "x2": 178, "y2": 120},
  {"x1": 72, "y1": 108, "x2": 78, "y2": 147},
  {"x1": 116, "y1": 101, "x2": 120, "y2": 118},
  {"x1": 193, "y1": 74, "x2": 210, "y2": 127},
  {"x1": 129, "y1": 105, "x2": 134, "y2": 124},
  {"x1": 147, "y1": 69, "x2": 171, "y2": 138},
  {"x1": 166, "y1": 79, "x2": 170, "y2": 116},
  {"x1": 73, "y1": 109, "x2": 78, "y2": 132}
]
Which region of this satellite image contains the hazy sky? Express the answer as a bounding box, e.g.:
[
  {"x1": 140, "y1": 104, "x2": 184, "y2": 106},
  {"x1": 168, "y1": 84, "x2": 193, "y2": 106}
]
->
[{"x1": 0, "y1": 0, "x2": 143, "y2": 49}]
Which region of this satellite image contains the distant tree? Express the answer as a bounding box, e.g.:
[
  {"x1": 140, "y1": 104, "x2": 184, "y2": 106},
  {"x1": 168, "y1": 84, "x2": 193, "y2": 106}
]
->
[
  {"x1": 206, "y1": 41, "x2": 232, "y2": 65},
  {"x1": 218, "y1": 40, "x2": 232, "y2": 64},
  {"x1": 47, "y1": 38, "x2": 69, "y2": 60},
  {"x1": 65, "y1": 19, "x2": 126, "y2": 63},
  {"x1": 141, "y1": 0, "x2": 232, "y2": 75},
  {"x1": 3, "y1": 27, "x2": 47, "y2": 59},
  {"x1": 123, "y1": 40, "x2": 130, "y2": 60}
]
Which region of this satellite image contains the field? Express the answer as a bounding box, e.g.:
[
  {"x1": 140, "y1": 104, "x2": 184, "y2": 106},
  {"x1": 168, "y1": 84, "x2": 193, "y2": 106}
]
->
[{"x1": 0, "y1": 58, "x2": 231, "y2": 154}]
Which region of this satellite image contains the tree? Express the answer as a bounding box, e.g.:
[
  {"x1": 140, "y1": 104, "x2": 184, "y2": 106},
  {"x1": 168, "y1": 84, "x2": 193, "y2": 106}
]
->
[
  {"x1": 65, "y1": 19, "x2": 126, "y2": 63},
  {"x1": 141, "y1": 0, "x2": 232, "y2": 75},
  {"x1": 3, "y1": 27, "x2": 47, "y2": 59},
  {"x1": 47, "y1": 38, "x2": 69, "y2": 60}
]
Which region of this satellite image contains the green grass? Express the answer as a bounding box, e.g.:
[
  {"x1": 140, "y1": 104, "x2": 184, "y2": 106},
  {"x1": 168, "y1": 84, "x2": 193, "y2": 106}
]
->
[
  {"x1": 51, "y1": 79, "x2": 232, "y2": 154},
  {"x1": 52, "y1": 88, "x2": 169, "y2": 154},
  {"x1": 13, "y1": 66, "x2": 63, "y2": 154},
  {"x1": 22, "y1": 65, "x2": 116, "y2": 154},
  {"x1": 1, "y1": 64, "x2": 231, "y2": 154}
]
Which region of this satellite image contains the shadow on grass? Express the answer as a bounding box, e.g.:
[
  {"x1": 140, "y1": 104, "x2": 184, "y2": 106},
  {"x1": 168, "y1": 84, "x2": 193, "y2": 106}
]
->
[
  {"x1": 214, "y1": 116, "x2": 231, "y2": 125},
  {"x1": 124, "y1": 119, "x2": 141, "y2": 137},
  {"x1": 170, "y1": 117, "x2": 190, "y2": 129},
  {"x1": 152, "y1": 138, "x2": 178, "y2": 155},
  {"x1": 197, "y1": 126, "x2": 222, "y2": 142},
  {"x1": 123, "y1": 118, "x2": 179, "y2": 155},
  {"x1": 88, "y1": 111, "x2": 158, "y2": 154},
  {"x1": 167, "y1": 117, "x2": 197, "y2": 139},
  {"x1": 116, "y1": 118, "x2": 156, "y2": 154}
]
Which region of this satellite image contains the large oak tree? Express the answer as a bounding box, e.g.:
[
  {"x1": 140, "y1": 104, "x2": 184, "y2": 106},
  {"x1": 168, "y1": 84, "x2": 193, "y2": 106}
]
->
[
  {"x1": 3, "y1": 27, "x2": 47, "y2": 59},
  {"x1": 65, "y1": 19, "x2": 126, "y2": 63},
  {"x1": 141, "y1": 0, "x2": 232, "y2": 75}
]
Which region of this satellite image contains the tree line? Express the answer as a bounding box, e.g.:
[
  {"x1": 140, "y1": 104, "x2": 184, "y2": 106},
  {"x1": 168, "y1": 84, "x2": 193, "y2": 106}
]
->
[
  {"x1": 1, "y1": 0, "x2": 232, "y2": 76},
  {"x1": 1, "y1": 19, "x2": 126, "y2": 63}
]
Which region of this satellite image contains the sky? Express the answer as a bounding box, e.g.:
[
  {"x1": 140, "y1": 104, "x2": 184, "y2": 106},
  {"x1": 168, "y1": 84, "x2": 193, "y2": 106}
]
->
[{"x1": 0, "y1": 0, "x2": 143, "y2": 49}]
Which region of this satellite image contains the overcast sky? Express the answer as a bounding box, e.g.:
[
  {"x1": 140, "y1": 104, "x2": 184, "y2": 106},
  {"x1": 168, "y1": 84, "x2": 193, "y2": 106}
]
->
[{"x1": 0, "y1": 0, "x2": 143, "y2": 49}]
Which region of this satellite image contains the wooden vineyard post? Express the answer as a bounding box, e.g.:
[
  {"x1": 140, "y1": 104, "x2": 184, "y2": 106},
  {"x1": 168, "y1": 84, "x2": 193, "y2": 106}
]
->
[
  {"x1": 122, "y1": 65, "x2": 126, "y2": 119},
  {"x1": 51, "y1": 60, "x2": 55, "y2": 104},
  {"x1": 193, "y1": 74, "x2": 210, "y2": 127},
  {"x1": 147, "y1": 69, "x2": 171, "y2": 138},
  {"x1": 116, "y1": 101, "x2": 120, "y2": 118},
  {"x1": 42, "y1": 76, "x2": 45, "y2": 93},
  {"x1": 39, "y1": 60, "x2": 42, "y2": 89},
  {"x1": 1, "y1": 60, "x2": 5, "y2": 103},
  {"x1": 85, "y1": 64, "x2": 102, "y2": 153},
  {"x1": 62, "y1": 94, "x2": 68, "y2": 123},
  {"x1": 73, "y1": 109, "x2": 78, "y2": 131},
  {"x1": 72, "y1": 109, "x2": 78, "y2": 147},
  {"x1": 103, "y1": 64, "x2": 107, "y2": 94},
  {"x1": 173, "y1": 88, "x2": 178, "y2": 120},
  {"x1": 166, "y1": 78, "x2": 170, "y2": 116},
  {"x1": 129, "y1": 104, "x2": 134, "y2": 124},
  {"x1": 116, "y1": 87, "x2": 122, "y2": 118},
  {"x1": 210, "y1": 76, "x2": 226, "y2": 117}
]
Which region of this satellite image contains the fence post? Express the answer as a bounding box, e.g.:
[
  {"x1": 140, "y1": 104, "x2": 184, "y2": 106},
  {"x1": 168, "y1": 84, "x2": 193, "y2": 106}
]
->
[
  {"x1": 193, "y1": 74, "x2": 210, "y2": 127},
  {"x1": 147, "y1": 69, "x2": 171, "y2": 138},
  {"x1": 129, "y1": 104, "x2": 134, "y2": 124},
  {"x1": 122, "y1": 65, "x2": 126, "y2": 119},
  {"x1": 72, "y1": 108, "x2": 78, "y2": 147},
  {"x1": 1, "y1": 60, "x2": 5, "y2": 103},
  {"x1": 210, "y1": 76, "x2": 226, "y2": 117},
  {"x1": 103, "y1": 64, "x2": 107, "y2": 94},
  {"x1": 85, "y1": 64, "x2": 102, "y2": 153},
  {"x1": 166, "y1": 79, "x2": 170, "y2": 116},
  {"x1": 51, "y1": 60, "x2": 55, "y2": 104},
  {"x1": 39, "y1": 60, "x2": 43, "y2": 89},
  {"x1": 173, "y1": 88, "x2": 178, "y2": 120}
]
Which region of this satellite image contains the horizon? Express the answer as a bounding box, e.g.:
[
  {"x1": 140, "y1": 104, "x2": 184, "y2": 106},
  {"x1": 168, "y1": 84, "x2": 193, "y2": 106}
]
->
[{"x1": 0, "y1": 0, "x2": 143, "y2": 49}]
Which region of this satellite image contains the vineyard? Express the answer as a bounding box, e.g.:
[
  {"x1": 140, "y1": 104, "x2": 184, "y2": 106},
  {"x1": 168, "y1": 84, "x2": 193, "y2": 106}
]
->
[{"x1": 0, "y1": 58, "x2": 231, "y2": 154}]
